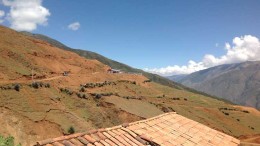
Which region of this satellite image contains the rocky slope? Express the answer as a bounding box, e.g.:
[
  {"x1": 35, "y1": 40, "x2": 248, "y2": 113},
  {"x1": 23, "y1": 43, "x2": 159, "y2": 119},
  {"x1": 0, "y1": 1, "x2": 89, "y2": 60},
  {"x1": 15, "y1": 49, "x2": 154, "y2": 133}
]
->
[{"x1": 177, "y1": 61, "x2": 260, "y2": 109}]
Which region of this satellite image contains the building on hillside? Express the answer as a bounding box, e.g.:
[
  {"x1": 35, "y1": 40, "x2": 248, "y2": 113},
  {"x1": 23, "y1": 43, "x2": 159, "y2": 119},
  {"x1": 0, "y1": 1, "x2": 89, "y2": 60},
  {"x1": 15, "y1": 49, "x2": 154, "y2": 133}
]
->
[
  {"x1": 107, "y1": 68, "x2": 122, "y2": 74},
  {"x1": 34, "y1": 112, "x2": 240, "y2": 146}
]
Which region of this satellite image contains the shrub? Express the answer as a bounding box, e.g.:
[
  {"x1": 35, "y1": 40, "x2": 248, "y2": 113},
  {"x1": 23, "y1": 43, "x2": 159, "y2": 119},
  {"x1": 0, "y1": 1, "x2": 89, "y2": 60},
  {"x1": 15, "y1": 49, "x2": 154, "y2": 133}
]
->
[
  {"x1": 224, "y1": 112, "x2": 229, "y2": 116},
  {"x1": 184, "y1": 98, "x2": 188, "y2": 101},
  {"x1": 60, "y1": 88, "x2": 64, "y2": 92},
  {"x1": 82, "y1": 94, "x2": 87, "y2": 99},
  {"x1": 123, "y1": 96, "x2": 130, "y2": 99},
  {"x1": 76, "y1": 93, "x2": 87, "y2": 99},
  {"x1": 237, "y1": 119, "x2": 240, "y2": 122},
  {"x1": 68, "y1": 91, "x2": 73, "y2": 95},
  {"x1": 172, "y1": 98, "x2": 180, "y2": 100},
  {"x1": 76, "y1": 93, "x2": 80, "y2": 98},
  {"x1": 68, "y1": 126, "x2": 75, "y2": 134},
  {"x1": 95, "y1": 94, "x2": 102, "y2": 99},
  {"x1": 143, "y1": 79, "x2": 151, "y2": 83},
  {"x1": 30, "y1": 82, "x2": 50, "y2": 89},
  {"x1": 60, "y1": 88, "x2": 74, "y2": 95},
  {"x1": 101, "y1": 92, "x2": 113, "y2": 96},
  {"x1": 39, "y1": 82, "x2": 44, "y2": 87},
  {"x1": 242, "y1": 110, "x2": 249, "y2": 113},
  {"x1": 168, "y1": 107, "x2": 175, "y2": 112},
  {"x1": 45, "y1": 83, "x2": 50, "y2": 88},
  {"x1": 14, "y1": 84, "x2": 20, "y2": 92},
  {"x1": 161, "y1": 107, "x2": 170, "y2": 113},
  {"x1": 79, "y1": 87, "x2": 85, "y2": 92},
  {"x1": 55, "y1": 97, "x2": 61, "y2": 101},
  {"x1": 31, "y1": 82, "x2": 39, "y2": 89}
]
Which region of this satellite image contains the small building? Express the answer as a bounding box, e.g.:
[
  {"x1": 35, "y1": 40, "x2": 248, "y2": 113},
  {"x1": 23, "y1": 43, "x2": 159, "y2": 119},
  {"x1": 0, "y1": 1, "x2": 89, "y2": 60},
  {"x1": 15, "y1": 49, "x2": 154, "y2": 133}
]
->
[{"x1": 107, "y1": 68, "x2": 122, "y2": 74}]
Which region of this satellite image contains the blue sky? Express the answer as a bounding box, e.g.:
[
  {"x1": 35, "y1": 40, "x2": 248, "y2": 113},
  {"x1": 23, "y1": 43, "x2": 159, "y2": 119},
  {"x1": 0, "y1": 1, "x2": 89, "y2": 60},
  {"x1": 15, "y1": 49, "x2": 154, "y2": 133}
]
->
[{"x1": 1, "y1": 0, "x2": 260, "y2": 76}]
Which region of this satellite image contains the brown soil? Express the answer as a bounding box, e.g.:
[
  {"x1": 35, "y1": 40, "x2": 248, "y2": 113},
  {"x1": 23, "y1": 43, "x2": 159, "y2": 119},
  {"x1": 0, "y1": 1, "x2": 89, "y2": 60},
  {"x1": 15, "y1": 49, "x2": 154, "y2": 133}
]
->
[{"x1": 0, "y1": 25, "x2": 260, "y2": 145}]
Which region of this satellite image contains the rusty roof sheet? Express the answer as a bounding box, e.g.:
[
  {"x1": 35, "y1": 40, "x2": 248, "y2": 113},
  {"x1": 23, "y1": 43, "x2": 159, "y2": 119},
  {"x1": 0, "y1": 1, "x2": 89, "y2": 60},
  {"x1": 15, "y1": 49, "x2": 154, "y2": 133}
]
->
[{"x1": 35, "y1": 112, "x2": 240, "y2": 146}]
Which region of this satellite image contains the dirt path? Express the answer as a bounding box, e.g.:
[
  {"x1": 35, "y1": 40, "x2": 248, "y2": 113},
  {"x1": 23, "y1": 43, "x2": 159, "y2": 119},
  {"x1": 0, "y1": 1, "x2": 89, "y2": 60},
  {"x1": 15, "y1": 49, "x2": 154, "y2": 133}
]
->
[{"x1": 0, "y1": 75, "x2": 65, "y2": 84}]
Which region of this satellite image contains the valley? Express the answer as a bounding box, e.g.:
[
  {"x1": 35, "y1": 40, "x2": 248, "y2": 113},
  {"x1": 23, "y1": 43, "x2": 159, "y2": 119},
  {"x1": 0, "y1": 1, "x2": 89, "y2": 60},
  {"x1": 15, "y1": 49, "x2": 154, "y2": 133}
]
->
[{"x1": 0, "y1": 26, "x2": 260, "y2": 145}]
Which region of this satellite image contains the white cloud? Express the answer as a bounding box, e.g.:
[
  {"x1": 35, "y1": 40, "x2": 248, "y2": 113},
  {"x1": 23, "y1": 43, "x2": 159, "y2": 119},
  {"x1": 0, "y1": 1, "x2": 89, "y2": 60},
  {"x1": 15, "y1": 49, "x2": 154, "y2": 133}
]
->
[
  {"x1": 144, "y1": 35, "x2": 260, "y2": 76},
  {"x1": 0, "y1": 10, "x2": 5, "y2": 23},
  {"x1": 1, "y1": 0, "x2": 50, "y2": 31},
  {"x1": 0, "y1": 10, "x2": 4, "y2": 17},
  {"x1": 68, "y1": 22, "x2": 80, "y2": 31}
]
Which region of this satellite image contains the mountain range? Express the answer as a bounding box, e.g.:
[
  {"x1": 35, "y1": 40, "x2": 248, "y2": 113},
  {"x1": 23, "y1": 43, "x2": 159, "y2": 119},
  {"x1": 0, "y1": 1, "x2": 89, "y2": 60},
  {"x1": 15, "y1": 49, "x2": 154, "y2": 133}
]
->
[
  {"x1": 166, "y1": 74, "x2": 187, "y2": 82},
  {"x1": 168, "y1": 61, "x2": 260, "y2": 109}
]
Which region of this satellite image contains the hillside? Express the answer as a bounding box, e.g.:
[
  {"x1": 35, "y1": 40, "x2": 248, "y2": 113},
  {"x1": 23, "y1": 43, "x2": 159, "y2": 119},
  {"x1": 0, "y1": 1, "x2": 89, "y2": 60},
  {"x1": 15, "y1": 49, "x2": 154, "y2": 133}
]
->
[
  {"x1": 21, "y1": 31, "x2": 181, "y2": 90},
  {"x1": 22, "y1": 31, "x2": 229, "y2": 103},
  {"x1": 0, "y1": 25, "x2": 259, "y2": 145},
  {"x1": 167, "y1": 74, "x2": 187, "y2": 82},
  {"x1": 177, "y1": 61, "x2": 260, "y2": 109}
]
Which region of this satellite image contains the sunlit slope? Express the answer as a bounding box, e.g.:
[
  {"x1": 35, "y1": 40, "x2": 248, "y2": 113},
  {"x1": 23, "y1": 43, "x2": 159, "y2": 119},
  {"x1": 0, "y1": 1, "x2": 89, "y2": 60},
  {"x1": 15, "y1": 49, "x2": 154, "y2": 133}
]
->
[
  {"x1": 0, "y1": 26, "x2": 107, "y2": 81},
  {"x1": 0, "y1": 25, "x2": 259, "y2": 145}
]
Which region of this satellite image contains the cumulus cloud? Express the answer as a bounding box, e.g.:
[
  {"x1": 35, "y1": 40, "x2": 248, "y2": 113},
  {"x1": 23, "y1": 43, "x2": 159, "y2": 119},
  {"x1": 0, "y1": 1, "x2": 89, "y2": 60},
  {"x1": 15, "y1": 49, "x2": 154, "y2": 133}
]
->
[
  {"x1": 1, "y1": 0, "x2": 50, "y2": 31},
  {"x1": 144, "y1": 35, "x2": 260, "y2": 76},
  {"x1": 68, "y1": 22, "x2": 80, "y2": 31}
]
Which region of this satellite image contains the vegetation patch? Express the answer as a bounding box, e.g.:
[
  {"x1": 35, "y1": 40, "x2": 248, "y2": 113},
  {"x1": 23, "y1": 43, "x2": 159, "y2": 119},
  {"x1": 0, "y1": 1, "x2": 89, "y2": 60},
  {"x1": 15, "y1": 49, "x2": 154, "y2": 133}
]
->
[
  {"x1": 82, "y1": 81, "x2": 116, "y2": 88},
  {"x1": 242, "y1": 110, "x2": 250, "y2": 113},
  {"x1": 117, "y1": 80, "x2": 136, "y2": 85},
  {"x1": 82, "y1": 80, "x2": 136, "y2": 89},
  {"x1": 172, "y1": 97, "x2": 181, "y2": 100},
  {"x1": 59, "y1": 88, "x2": 74, "y2": 95},
  {"x1": 161, "y1": 106, "x2": 175, "y2": 113},
  {"x1": 29, "y1": 82, "x2": 50, "y2": 89},
  {"x1": 79, "y1": 86, "x2": 85, "y2": 92},
  {"x1": 76, "y1": 93, "x2": 87, "y2": 99},
  {"x1": 14, "y1": 84, "x2": 20, "y2": 92},
  {"x1": 90, "y1": 92, "x2": 119, "y2": 99},
  {"x1": 248, "y1": 126, "x2": 255, "y2": 130},
  {"x1": 0, "y1": 135, "x2": 21, "y2": 146},
  {"x1": 218, "y1": 107, "x2": 250, "y2": 114},
  {"x1": 67, "y1": 126, "x2": 75, "y2": 134},
  {"x1": 143, "y1": 79, "x2": 151, "y2": 83},
  {"x1": 122, "y1": 96, "x2": 142, "y2": 100},
  {"x1": 0, "y1": 84, "x2": 22, "y2": 92}
]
